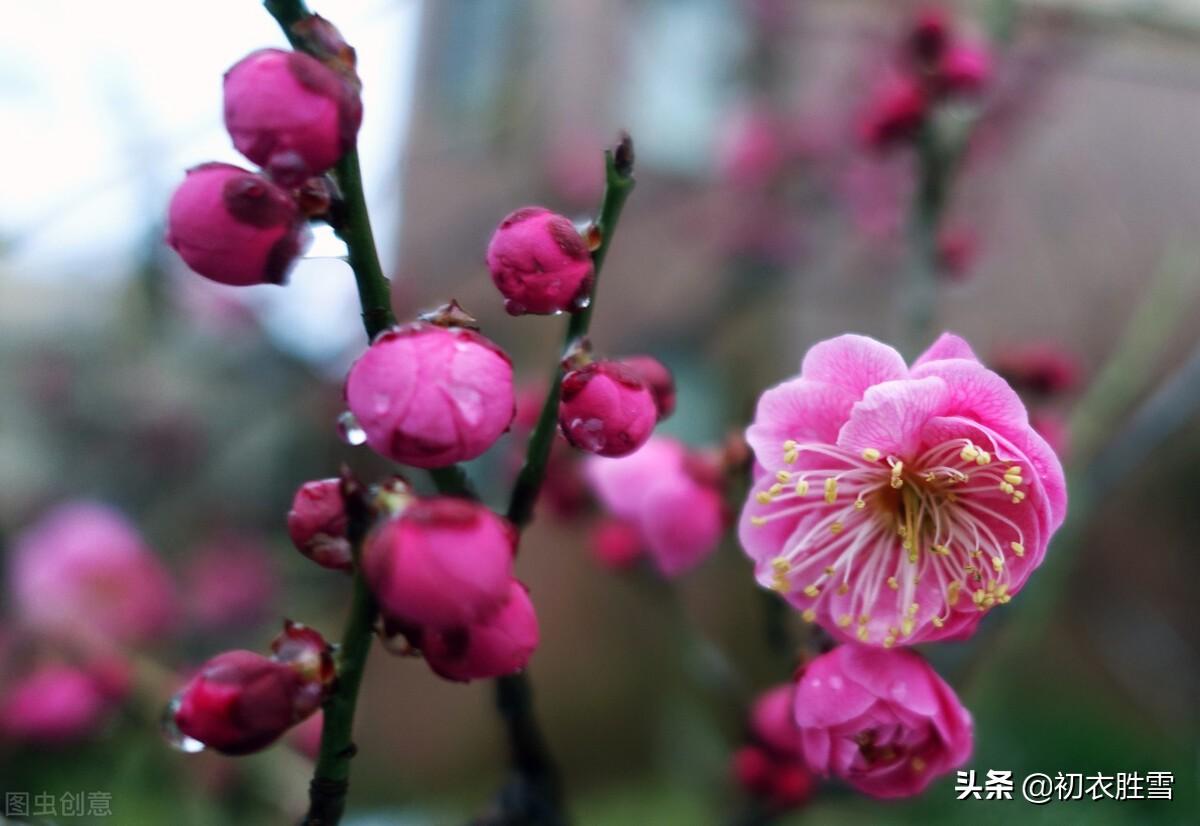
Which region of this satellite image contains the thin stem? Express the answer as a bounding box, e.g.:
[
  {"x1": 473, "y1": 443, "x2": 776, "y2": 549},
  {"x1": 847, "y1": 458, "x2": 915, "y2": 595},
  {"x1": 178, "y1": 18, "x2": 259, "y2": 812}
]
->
[
  {"x1": 331, "y1": 150, "x2": 396, "y2": 338},
  {"x1": 479, "y1": 136, "x2": 636, "y2": 826},
  {"x1": 901, "y1": 120, "x2": 944, "y2": 354},
  {"x1": 506, "y1": 136, "x2": 636, "y2": 528}
]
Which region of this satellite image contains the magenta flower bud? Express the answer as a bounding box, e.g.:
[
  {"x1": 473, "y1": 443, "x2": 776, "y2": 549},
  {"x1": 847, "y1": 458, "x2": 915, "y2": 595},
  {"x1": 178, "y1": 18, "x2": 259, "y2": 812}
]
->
[
  {"x1": 287, "y1": 478, "x2": 352, "y2": 571},
  {"x1": 345, "y1": 323, "x2": 515, "y2": 468},
  {"x1": 937, "y1": 43, "x2": 992, "y2": 94},
  {"x1": 620, "y1": 355, "x2": 676, "y2": 421},
  {"x1": 166, "y1": 162, "x2": 307, "y2": 286},
  {"x1": 0, "y1": 664, "x2": 121, "y2": 744},
  {"x1": 750, "y1": 684, "x2": 803, "y2": 760},
  {"x1": 422, "y1": 580, "x2": 540, "y2": 682},
  {"x1": 793, "y1": 646, "x2": 973, "y2": 799},
  {"x1": 362, "y1": 497, "x2": 515, "y2": 630},
  {"x1": 485, "y1": 207, "x2": 595, "y2": 316},
  {"x1": 172, "y1": 650, "x2": 318, "y2": 755},
  {"x1": 223, "y1": 49, "x2": 363, "y2": 185},
  {"x1": 559, "y1": 362, "x2": 657, "y2": 457},
  {"x1": 184, "y1": 536, "x2": 277, "y2": 632},
  {"x1": 588, "y1": 518, "x2": 643, "y2": 570}
]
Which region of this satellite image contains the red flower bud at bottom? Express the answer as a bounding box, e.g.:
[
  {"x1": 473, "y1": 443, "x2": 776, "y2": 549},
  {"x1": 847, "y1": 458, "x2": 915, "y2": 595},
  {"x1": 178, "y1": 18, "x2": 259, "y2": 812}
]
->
[
  {"x1": 588, "y1": 518, "x2": 643, "y2": 570},
  {"x1": 559, "y1": 362, "x2": 658, "y2": 458},
  {"x1": 172, "y1": 651, "x2": 318, "y2": 755},
  {"x1": 422, "y1": 580, "x2": 539, "y2": 682}
]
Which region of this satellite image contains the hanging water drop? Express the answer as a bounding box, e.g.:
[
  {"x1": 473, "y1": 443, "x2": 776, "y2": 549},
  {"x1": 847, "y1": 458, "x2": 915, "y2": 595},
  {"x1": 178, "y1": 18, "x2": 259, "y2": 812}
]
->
[
  {"x1": 161, "y1": 694, "x2": 206, "y2": 754},
  {"x1": 337, "y1": 411, "x2": 367, "y2": 446}
]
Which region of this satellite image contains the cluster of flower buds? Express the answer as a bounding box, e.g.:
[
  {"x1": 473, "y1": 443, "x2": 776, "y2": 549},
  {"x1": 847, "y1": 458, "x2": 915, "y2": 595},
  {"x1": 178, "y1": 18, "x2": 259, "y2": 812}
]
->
[
  {"x1": 584, "y1": 435, "x2": 728, "y2": 576},
  {"x1": 363, "y1": 495, "x2": 538, "y2": 683},
  {"x1": 170, "y1": 621, "x2": 334, "y2": 755},
  {"x1": 731, "y1": 683, "x2": 815, "y2": 811},
  {"x1": 861, "y1": 7, "x2": 992, "y2": 149},
  {"x1": 167, "y1": 35, "x2": 362, "y2": 285}
]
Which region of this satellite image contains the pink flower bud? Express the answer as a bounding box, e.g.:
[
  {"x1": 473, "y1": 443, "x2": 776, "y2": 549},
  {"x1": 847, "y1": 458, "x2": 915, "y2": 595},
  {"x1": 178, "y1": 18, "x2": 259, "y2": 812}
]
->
[
  {"x1": 588, "y1": 518, "x2": 643, "y2": 570},
  {"x1": 731, "y1": 745, "x2": 774, "y2": 795},
  {"x1": 992, "y1": 342, "x2": 1081, "y2": 397},
  {"x1": 362, "y1": 497, "x2": 515, "y2": 630},
  {"x1": 750, "y1": 683, "x2": 803, "y2": 760},
  {"x1": 421, "y1": 580, "x2": 539, "y2": 682},
  {"x1": 344, "y1": 323, "x2": 515, "y2": 468},
  {"x1": 619, "y1": 355, "x2": 676, "y2": 421},
  {"x1": 770, "y1": 764, "x2": 816, "y2": 808},
  {"x1": 860, "y1": 75, "x2": 927, "y2": 149},
  {"x1": 9, "y1": 501, "x2": 175, "y2": 647},
  {"x1": 906, "y1": 7, "x2": 952, "y2": 64},
  {"x1": 166, "y1": 162, "x2": 307, "y2": 286},
  {"x1": 485, "y1": 207, "x2": 595, "y2": 316},
  {"x1": 559, "y1": 362, "x2": 657, "y2": 458},
  {"x1": 937, "y1": 43, "x2": 992, "y2": 94},
  {"x1": 793, "y1": 645, "x2": 973, "y2": 798},
  {"x1": 173, "y1": 650, "x2": 317, "y2": 755},
  {"x1": 287, "y1": 478, "x2": 352, "y2": 571},
  {"x1": 0, "y1": 664, "x2": 120, "y2": 744},
  {"x1": 223, "y1": 49, "x2": 362, "y2": 185}
]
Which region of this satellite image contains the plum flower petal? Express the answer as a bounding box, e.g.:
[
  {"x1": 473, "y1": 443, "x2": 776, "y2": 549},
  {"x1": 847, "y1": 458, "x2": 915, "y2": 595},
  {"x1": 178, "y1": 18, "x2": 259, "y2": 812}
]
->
[{"x1": 739, "y1": 333, "x2": 1066, "y2": 646}]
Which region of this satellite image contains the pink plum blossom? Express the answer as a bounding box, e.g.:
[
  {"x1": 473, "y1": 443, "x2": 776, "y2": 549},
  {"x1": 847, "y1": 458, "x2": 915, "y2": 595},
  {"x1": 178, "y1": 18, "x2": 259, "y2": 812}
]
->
[
  {"x1": 585, "y1": 436, "x2": 727, "y2": 576},
  {"x1": 287, "y1": 478, "x2": 352, "y2": 571},
  {"x1": 739, "y1": 333, "x2": 1066, "y2": 647},
  {"x1": 792, "y1": 645, "x2": 973, "y2": 798},
  {"x1": 420, "y1": 580, "x2": 540, "y2": 682},
  {"x1": 486, "y1": 207, "x2": 595, "y2": 316},
  {"x1": 166, "y1": 163, "x2": 308, "y2": 286},
  {"x1": 362, "y1": 497, "x2": 515, "y2": 630},
  {"x1": 9, "y1": 501, "x2": 176, "y2": 647},
  {"x1": 344, "y1": 322, "x2": 515, "y2": 468},
  {"x1": 224, "y1": 49, "x2": 362, "y2": 185},
  {"x1": 0, "y1": 664, "x2": 123, "y2": 744},
  {"x1": 559, "y1": 361, "x2": 658, "y2": 458}
]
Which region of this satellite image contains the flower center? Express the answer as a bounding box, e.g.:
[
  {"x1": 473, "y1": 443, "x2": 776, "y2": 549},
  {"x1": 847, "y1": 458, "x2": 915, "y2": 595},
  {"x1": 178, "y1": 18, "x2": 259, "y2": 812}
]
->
[{"x1": 750, "y1": 437, "x2": 1029, "y2": 644}]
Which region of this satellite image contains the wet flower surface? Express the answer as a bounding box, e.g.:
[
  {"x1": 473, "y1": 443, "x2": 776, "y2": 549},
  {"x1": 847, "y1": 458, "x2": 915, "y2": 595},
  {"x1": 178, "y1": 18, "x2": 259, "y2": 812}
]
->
[{"x1": 739, "y1": 333, "x2": 1066, "y2": 646}]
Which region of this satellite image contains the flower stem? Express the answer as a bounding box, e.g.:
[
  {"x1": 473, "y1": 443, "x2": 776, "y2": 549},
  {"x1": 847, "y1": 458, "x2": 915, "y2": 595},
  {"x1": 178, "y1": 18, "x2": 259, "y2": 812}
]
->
[
  {"x1": 476, "y1": 136, "x2": 635, "y2": 826},
  {"x1": 506, "y1": 135, "x2": 636, "y2": 529},
  {"x1": 303, "y1": 481, "x2": 377, "y2": 826}
]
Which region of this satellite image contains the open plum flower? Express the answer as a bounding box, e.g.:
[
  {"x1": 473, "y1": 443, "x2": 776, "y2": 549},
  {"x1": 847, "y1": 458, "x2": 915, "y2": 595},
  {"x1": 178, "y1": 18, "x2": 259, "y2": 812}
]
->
[{"x1": 739, "y1": 333, "x2": 1066, "y2": 646}]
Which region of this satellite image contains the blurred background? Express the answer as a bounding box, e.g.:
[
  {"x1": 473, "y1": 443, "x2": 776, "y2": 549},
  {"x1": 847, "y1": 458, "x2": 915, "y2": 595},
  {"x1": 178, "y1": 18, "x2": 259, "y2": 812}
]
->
[{"x1": 1, "y1": 0, "x2": 1198, "y2": 823}]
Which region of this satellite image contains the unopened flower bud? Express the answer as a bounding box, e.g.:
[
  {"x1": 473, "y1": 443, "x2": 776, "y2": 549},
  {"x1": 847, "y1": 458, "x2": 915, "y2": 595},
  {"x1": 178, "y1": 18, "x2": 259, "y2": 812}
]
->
[
  {"x1": 172, "y1": 648, "x2": 324, "y2": 755},
  {"x1": 287, "y1": 478, "x2": 352, "y2": 572},
  {"x1": 559, "y1": 362, "x2": 657, "y2": 457},
  {"x1": 861, "y1": 75, "x2": 927, "y2": 149},
  {"x1": 750, "y1": 684, "x2": 803, "y2": 760},
  {"x1": 422, "y1": 580, "x2": 539, "y2": 682},
  {"x1": 0, "y1": 664, "x2": 122, "y2": 744},
  {"x1": 937, "y1": 43, "x2": 992, "y2": 94},
  {"x1": 485, "y1": 207, "x2": 595, "y2": 316},
  {"x1": 619, "y1": 355, "x2": 676, "y2": 421},
  {"x1": 588, "y1": 518, "x2": 643, "y2": 570},
  {"x1": 906, "y1": 7, "x2": 952, "y2": 64},
  {"x1": 166, "y1": 163, "x2": 307, "y2": 286},
  {"x1": 362, "y1": 497, "x2": 515, "y2": 630},
  {"x1": 344, "y1": 323, "x2": 515, "y2": 468},
  {"x1": 223, "y1": 49, "x2": 362, "y2": 185}
]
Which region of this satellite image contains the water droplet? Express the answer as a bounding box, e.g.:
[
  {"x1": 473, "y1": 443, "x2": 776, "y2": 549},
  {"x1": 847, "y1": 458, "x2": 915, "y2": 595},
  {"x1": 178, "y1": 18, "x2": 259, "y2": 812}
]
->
[
  {"x1": 161, "y1": 694, "x2": 206, "y2": 753},
  {"x1": 337, "y1": 411, "x2": 367, "y2": 445},
  {"x1": 572, "y1": 295, "x2": 592, "y2": 311}
]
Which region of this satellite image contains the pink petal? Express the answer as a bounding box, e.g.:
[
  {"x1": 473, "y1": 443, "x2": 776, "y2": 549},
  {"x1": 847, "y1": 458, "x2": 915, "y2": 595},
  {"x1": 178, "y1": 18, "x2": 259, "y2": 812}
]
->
[
  {"x1": 912, "y1": 332, "x2": 979, "y2": 367},
  {"x1": 909, "y1": 358, "x2": 1028, "y2": 435},
  {"x1": 800, "y1": 334, "x2": 908, "y2": 399},
  {"x1": 793, "y1": 653, "x2": 877, "y2": 728},
  {"x1": 837, "y1": 377, "x2": 950, "y2": 458},
  {"x1": 746, "y1": 377, "x2": 858, "y2": 467},
  {"x1": 839, "y1": 646, "x2": 940, "y2": 717}
]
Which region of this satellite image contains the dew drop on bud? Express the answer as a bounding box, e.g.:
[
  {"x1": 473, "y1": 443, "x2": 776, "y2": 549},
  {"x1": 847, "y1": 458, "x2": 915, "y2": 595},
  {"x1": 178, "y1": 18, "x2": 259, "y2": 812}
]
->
[
  {"x1": 337, "y1": 411, "x2": 367, "y2": 445},
  {"x1": 161, "y1": 694, "x2": 206, "y2": 754}
]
